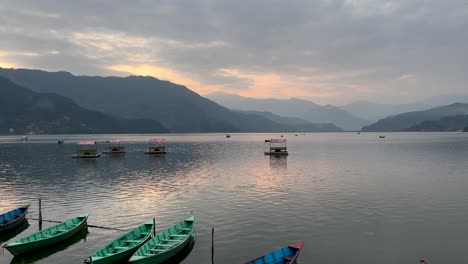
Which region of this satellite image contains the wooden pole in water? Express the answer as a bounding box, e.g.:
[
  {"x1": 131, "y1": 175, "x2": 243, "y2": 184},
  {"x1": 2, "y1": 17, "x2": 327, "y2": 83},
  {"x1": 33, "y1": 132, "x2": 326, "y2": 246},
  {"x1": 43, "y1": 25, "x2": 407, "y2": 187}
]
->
[
  {"x1": 38, "y1": 198, "x2": 42, "y2": 231},
  {"x1": 153, "y1": 218, "x2": 156, "y2": 237},
  {"x1": 211, "y1": 227, "x2": 214, "y2": 264}
]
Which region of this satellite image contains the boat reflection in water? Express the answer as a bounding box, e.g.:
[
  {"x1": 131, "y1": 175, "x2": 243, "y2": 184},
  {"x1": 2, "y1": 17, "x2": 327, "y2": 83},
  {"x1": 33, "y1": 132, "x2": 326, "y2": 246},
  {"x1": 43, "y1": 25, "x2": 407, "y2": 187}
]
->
[
  {"x1": 0, "y1": 221, "x2": 29, "y2": 244},
  {"x1": 269, "y1": 155, "x2": 287, "y2": 169},
  {"x1": 10, "y1": 228, "x2": 88, "y2": 264}
]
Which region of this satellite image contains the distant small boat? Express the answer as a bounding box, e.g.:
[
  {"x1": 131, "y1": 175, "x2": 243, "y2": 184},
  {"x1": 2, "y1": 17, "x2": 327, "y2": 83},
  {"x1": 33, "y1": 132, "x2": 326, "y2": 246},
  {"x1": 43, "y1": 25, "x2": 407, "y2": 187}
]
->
[
  {"x1": 264, "y1": 139, "x2": 270, "y2": 142},
  {"x1": 379, "y1": 136, "x2": 385, "y2": 139},
  {"x1": 357, "y1": 132, "x2": 361, "y2": 134},
  {"x1": 0, "y1": 205, "x2": 29, "y2": 235},
  {"x1": 4, "y1": 214, "x2": 89, "y2": 256},
  {"x1": 244, "y1": 241, "x2": 304, "y2": 264},
  {"x1": 57, "y1": 140, "x2": 64, "y2": 144},
  {"x1": 72, "y1": 141, "x2": 100, "y2": 158},
  {"x1": 226, "y1": 134, "x2": 231, "y2": 138},
  {"x1": 144, "y1": 138, "x2": 167, "y2": 154},
  {"x1": 20, "y1": 136, "x2": 28, "y2": 141},
  {"x1": 85, "y1": 220, "x2": 154, "y2": 264},
  {"x1": 102, "y1": 140, "x2": 126, "y2": 154},
  {"x1": 129, "y1": 216, "x2": 195, "y2": 264}
]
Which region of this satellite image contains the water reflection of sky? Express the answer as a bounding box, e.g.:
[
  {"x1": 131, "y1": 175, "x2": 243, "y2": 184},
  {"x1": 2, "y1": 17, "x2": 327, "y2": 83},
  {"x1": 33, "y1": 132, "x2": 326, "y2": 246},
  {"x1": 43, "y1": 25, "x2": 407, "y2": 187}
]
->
[{"x1": 1, "y1": 133, "x2": 468, "y2": 263}]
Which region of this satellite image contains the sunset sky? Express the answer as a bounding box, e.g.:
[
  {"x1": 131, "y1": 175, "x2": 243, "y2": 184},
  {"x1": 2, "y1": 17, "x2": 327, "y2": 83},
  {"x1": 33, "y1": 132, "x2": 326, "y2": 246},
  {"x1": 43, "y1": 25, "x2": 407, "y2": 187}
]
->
[{"x1": 0, "y1": 0, "x2": 467, "y2": 104}]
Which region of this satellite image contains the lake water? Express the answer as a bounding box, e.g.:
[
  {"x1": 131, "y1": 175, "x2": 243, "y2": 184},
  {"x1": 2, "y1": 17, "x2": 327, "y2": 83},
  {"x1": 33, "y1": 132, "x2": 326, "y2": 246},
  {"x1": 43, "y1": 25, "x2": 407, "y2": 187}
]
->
[{"x1": 1, "y1": 132, "x2": 468, "y2": 264}]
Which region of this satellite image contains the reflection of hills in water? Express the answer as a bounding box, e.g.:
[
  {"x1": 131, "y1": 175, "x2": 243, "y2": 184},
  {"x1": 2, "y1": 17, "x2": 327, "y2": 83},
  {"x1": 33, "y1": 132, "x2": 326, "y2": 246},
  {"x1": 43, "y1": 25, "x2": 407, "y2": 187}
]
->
[
  {"x1": 10, "y1": 228, "x2": 88, "y2": 264},
  {"x1": 269, "y1": 155, "x2": 287, "y2": 169},
  {"x1": 0, "y1": 221, "x2": 29, "y2": 244}
]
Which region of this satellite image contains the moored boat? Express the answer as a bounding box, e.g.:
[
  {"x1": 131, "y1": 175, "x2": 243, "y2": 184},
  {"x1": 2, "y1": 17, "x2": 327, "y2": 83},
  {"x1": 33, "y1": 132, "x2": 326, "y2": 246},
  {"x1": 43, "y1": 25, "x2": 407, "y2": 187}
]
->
[
  {"x1": 102, "y1": 140, "x2": 126, "y2": 154},
  {"x1": 0, "y1": 205, "x2": 29, "y2": 235},
  {"x1": 85, "y1": 220, "x2": 154, "y2": 264},
  {"x1": 4, "y1": 213, "x2": 89, "y2": 256},
  {"x1": 244, "y1": 241, "x2": 304, "y2": 264},
  {"x1": 72, "y1": 141, "x2": 100, "y2": 158},
  {"x1": 144, "y1": 138, "x2": 167, "y2": 154},
  {"x1": 129, "y1": 216, "x2": 195, "y2": 264},
  {"x1": 264, "y1": 138, "x2": 288, "y2": 156}
]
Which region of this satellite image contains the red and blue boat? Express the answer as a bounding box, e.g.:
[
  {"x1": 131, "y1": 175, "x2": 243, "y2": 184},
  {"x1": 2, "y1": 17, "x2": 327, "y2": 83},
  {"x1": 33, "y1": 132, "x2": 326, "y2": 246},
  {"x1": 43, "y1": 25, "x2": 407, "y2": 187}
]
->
[
  {"x1": 0, "y1": 205, "x2": 29, "y2": 235},
  {"x1": 245, "y1": 241, "x2": 304, "y2": 264}
]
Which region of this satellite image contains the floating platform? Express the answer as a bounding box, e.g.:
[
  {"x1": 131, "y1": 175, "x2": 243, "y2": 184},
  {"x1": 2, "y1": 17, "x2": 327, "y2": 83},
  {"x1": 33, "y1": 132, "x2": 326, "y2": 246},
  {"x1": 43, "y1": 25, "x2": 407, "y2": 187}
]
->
[
  {"x1": 264, "y1": 151, "x2": 288, "y2": 156},
  {"x1": 72, "y1": 153, "x2": 100, "y2": 158},
  {"x1": 144, "y1": 151, "x2": 167, "y2": 155}
]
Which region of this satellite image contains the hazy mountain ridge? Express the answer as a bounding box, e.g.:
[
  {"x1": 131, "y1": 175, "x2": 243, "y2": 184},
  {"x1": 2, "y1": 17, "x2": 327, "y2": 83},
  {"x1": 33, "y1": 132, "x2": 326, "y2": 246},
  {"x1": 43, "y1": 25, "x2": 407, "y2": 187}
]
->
[
  {"x1": 0, "y1": 68, "x2": 311, "y2": 133},
  {"x1": 405, "y1": 115, "x2": 468, "y2": 132},
  {"x1": 236, "y1": 110, "x2": 342, "y2": 132},
  {"x1": 0, "y1": 76, "x2": 169, "y2": 134},
  {"x1": 206, "y1": 92, "x2": 368, "y2": 130},
  {"x1": 342, "y1": 94, "x2": 468, "y2": 122},
  {"x1": 207, "y1": 92, "x2": 320, "y2": 117},
  {"x1": 362, "y1": 103, "x2": 468, "y2": 132}
]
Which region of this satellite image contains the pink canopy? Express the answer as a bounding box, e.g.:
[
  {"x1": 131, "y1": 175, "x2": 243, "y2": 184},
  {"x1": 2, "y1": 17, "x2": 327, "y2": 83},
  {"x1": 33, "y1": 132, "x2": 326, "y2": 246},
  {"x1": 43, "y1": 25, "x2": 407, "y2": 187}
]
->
[
  {"x1": 270, "y1": 138, "x2": 287, "y2": 143},
  {"x1": 150, "y1": 138, "x2": 165, "y2": 143},
  {"x1": 77, "y1": 140, "x2": 96, "y2": 145}
]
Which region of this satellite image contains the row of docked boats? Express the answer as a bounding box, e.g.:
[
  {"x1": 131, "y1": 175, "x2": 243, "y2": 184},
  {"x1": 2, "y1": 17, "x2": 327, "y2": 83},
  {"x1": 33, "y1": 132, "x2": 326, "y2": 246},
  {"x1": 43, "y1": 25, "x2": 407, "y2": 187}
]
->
[
  {"x1": 1, "y1": 207, "x2": 195, "y2": 264},
  {"x1": 1, "y1": 205, "x2": 304, "y2": 263},
  {"x1": 72, "y1": 138, "x2": 167, "y2": 158}
]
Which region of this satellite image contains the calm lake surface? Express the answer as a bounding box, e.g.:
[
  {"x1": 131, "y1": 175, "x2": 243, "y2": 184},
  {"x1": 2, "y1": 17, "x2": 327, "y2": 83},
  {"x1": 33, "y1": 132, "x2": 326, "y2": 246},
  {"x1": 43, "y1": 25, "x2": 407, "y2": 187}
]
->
[{"x1": 1, "y1": 132, "x2": 468, "y2": 264}]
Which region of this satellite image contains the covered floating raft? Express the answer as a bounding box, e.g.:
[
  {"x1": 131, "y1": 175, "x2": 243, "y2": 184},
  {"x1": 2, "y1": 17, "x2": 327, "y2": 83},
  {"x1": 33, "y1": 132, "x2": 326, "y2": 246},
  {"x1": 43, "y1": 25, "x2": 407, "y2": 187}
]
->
[
  {"x1": 264, "y1": 138, "x2": 288, "y2": 156},
  {"x1": 4, "y1": 214, "x2": 89, "y2": 256},
  {"x1": 244, "y1": 241, "x2": 304, "y2": 264},
  {"x1": 0, "y1": 205, "x2": 29, "y2": 235},
  {"x1": 72, "y1": 141, "x2": 100, "y2": 158},
  {"x1": 102, "y1": 140, "x2": 126, "y2": 154},
  {"x1": 144, "y1": 138, "x2": 167, "y2": 154}
]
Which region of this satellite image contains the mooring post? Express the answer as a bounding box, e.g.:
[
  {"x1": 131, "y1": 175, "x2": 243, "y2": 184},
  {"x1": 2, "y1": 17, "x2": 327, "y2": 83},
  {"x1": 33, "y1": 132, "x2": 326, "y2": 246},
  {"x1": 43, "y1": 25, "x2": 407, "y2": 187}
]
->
[
  {"x1": 211, "y1": 227, "x2": 215, "y2": 264},
  {"x1": 38, "y1": 198, "x2": 42, "y2": 231},
  {"x1": 153, "y1": 218, "x2": 156, "y2": 237}
]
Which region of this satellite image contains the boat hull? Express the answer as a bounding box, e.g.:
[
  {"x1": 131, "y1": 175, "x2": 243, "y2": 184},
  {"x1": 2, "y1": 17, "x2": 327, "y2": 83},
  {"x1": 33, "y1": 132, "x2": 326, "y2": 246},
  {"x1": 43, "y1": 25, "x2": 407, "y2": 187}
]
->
[
  {"x1": 88, "y1": 220, "x2": 153, "y2": 264},
  {"x1": 0, "y1": 205, "x2": 29, "y2": 235},
  {"x1": 4, "y1": 214, "x2": 89, "y2": 256},
  {"x1": 72, "y1": 154, "x2": 100, "y2": 158},
  {"x1": 144, "y1": 151, "x2": 167, "y2": 154},
  {"x1": 129, "y1": 216, "x2": 195, "y2": 264},
  {"x1": 264, "y1": 152, "x2": 288, "y2": 156},
  {"x1": 130, "y1": 237, "x2": 190, "y2": 264},
  {"x1": 102, "y1": 151, "x2": 126, "y2": 154},
  {"x1": 245, "y1": 241, "x2": 304, "y2": 264}
]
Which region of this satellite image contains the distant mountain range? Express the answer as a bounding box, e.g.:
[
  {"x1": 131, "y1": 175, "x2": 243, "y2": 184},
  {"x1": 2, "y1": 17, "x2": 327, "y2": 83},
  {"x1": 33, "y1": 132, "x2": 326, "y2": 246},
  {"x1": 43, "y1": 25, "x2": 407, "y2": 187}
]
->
[
  {"x1": 206, "y1": 92, "x2": 368, "y2": 130},
  {"x1": 0, "y1": 76, "x2": 168, "y2": 134},
  {"x1": 0, "y1": 68, "x2": 340, "y2": 133},
  {"x1": 341, "y1": 94, "x2": 468, "y2": 121},
  {"x1": 405, "y1": 115, "x2": 468, "y2": 132},
  {"x1": 362, "y1": 103, "x2": 468, "y2": 131},
  {"x1": 236, "y1": 111, "x2": 342, "y2": 132}
]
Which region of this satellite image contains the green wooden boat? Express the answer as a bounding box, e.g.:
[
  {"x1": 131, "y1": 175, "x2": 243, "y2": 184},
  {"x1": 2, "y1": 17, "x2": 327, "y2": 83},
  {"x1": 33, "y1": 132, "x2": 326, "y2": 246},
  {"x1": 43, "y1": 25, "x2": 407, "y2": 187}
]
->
[
  {"x1": 85, "y1": 219, "x2": 154, "y2": 264},
  {"x1": 4, "y1": 213, "x2": 89, "y2": 256},
  {"x1": 129, "y1": 216, "x2": 195, "y2": 264}
]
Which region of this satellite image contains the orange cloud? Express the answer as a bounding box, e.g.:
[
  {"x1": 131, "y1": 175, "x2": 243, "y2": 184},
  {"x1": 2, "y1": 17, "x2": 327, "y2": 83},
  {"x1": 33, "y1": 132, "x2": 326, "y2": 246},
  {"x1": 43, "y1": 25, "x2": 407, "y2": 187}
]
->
[{"x1": 0, "y1": 61, "x2": 16, "y2": 68}]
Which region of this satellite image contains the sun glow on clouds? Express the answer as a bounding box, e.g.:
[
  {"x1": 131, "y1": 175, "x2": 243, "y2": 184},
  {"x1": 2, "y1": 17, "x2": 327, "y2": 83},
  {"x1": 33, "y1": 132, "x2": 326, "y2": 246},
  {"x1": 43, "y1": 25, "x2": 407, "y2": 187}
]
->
[{"x1": 109, "y1": 64, "x2": 224, "y2": 95}]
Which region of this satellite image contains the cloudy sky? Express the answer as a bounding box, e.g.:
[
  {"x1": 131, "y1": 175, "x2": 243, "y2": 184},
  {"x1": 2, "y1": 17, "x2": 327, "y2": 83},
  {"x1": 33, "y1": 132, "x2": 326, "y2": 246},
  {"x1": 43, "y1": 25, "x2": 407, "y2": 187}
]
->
[{"x1": 0, "y1": 0, "x2": 467, "y2": 104}]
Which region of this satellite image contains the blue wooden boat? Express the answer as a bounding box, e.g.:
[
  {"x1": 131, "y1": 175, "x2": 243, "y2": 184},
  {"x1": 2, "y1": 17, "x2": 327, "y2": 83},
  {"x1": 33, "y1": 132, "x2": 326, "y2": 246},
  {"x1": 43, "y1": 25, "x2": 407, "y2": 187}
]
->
[
  {"x1": 0, "y1": 205, "x2": 29, "y2": 235},
  {"x1": 244, "y1": 241, "x2": 304, "y2": 264}
]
